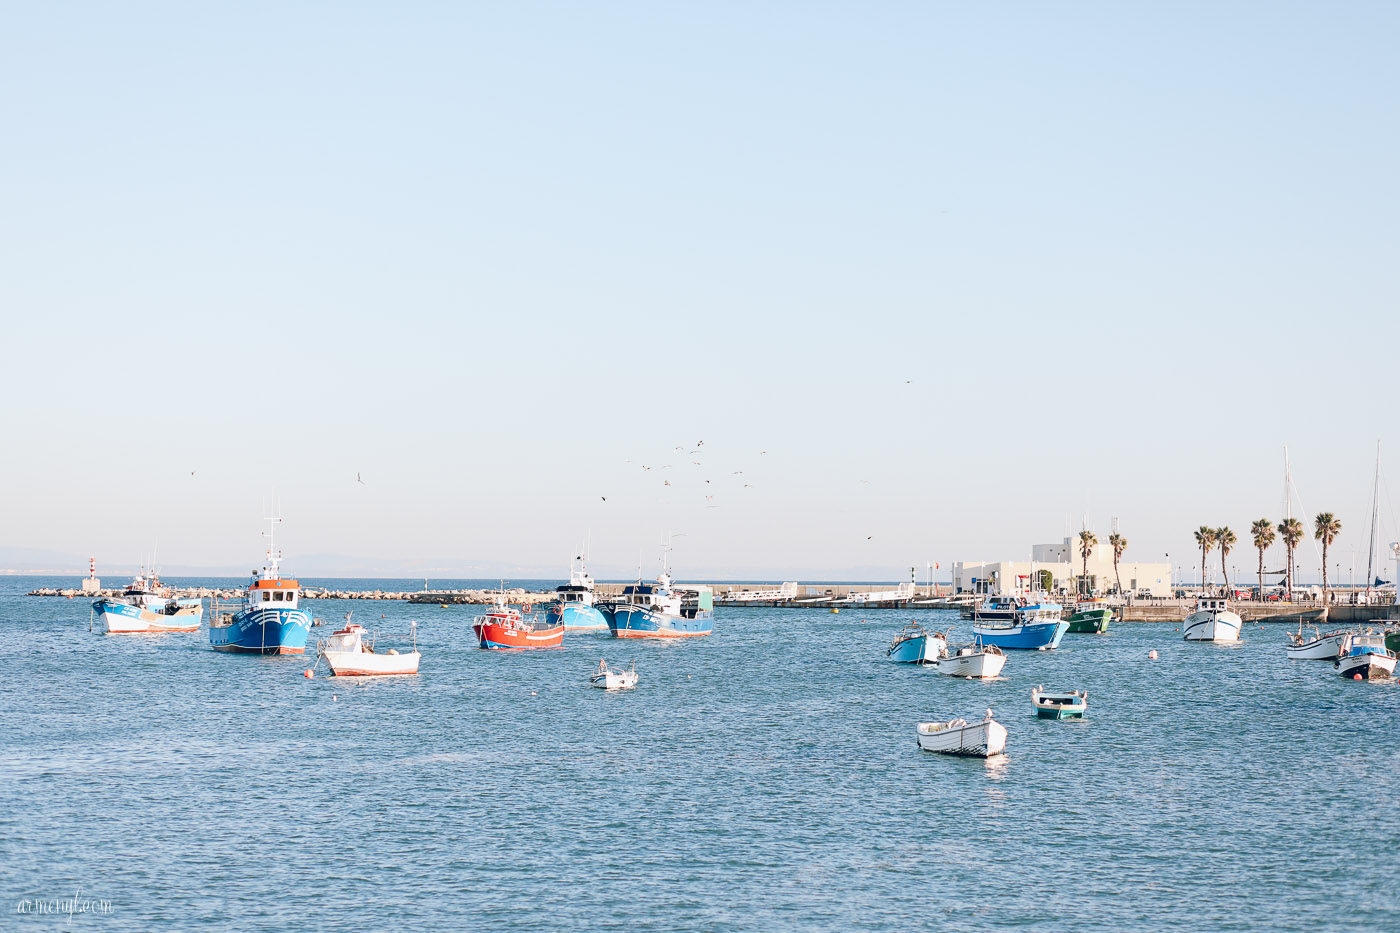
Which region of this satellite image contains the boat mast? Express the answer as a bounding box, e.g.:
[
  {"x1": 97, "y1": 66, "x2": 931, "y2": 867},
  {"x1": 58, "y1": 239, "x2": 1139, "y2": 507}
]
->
[
  {"x1": 1283, "y1": 447, "x2": 1293, "y2": 600},
  {"x1": 1366, "y1": 441, "x2": 1381, "y2": 602}
]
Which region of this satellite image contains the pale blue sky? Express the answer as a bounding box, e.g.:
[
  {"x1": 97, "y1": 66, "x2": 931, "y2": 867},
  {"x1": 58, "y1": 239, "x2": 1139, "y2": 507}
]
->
[{"x1": 3, "y1": 3, "x2": 1398, "y2": 580}]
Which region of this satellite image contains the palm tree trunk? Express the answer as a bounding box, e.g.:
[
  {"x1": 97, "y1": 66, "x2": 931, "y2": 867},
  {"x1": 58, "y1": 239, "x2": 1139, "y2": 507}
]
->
[
  {"x1": 1322, "y1": 541, "x2": 1329, "y2": 605},
  {"x1": 1221, "y1": 551, "x2": 1229, "y2": 592},
  {"x1": 1114, "y1": 556, "x2": 1122, "y2": 595},
  {"x1": 1200, "y1": 548, "x2": 1207, "y2": 596},
  {"x1": 1257, "y1": 549, "x2": 1264, "y2": 601},
  {"x1": 1286, "y1": 546, "x2": 1293, "y2": 600}
]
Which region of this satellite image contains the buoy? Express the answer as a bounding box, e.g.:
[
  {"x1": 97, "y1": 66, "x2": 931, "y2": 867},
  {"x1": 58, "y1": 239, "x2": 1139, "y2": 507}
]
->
[
  {"x1": 333, "y1": 695, "x2": 338, "y2": 701},
  {"x1": 1354, "y1": 673, "x2": 1362, "y2": 681},
  {"x1": 1148, "y1": 650, "x2": 1158, "y2": 660},
  {"x1": 531, "y1": 691, "x2": 537, "y2": 696},
  {"x1": 304, "y1": 669, "x2": 314, "y2": 678}
]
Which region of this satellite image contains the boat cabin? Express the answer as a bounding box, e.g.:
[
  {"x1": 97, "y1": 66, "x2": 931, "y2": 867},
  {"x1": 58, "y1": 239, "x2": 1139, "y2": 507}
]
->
[
  {"x1": 1347, "y1": 633, "x2": 1390, "y2": 655},
  {"x1": 1197, "y1": 598, "x2": 1229, "y2": 613},
  {"x1": 324, "y1": 623, "x2": 367, "y2": 654},
  {"x1": 556, "y1": 584, "x2": 594, "y2": 606},
  {"x1": 247, "y1": 577, "x2": 300, "y2": 611},
  {"x1": 1016, "y1": 604, "x2": 1063, "y2": 622}
]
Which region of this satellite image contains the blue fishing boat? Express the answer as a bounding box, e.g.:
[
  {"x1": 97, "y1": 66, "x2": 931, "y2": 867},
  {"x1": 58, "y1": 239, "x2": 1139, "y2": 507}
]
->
[
  {"x1": 544, "y1": 555, "x2": 609, "y2": 633},
  {"x1": 973, "y1": 603, "x2": 1068, "y2": 651},
  {"x1": 209, "y1": 518, "x2": 312, "y2": 655},
  {"x1": 887, "y1": 623, "x2": 947, "y2": 663}
]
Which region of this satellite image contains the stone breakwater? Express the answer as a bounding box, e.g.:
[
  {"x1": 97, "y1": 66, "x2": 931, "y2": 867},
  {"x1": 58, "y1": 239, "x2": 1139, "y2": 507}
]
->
[{"x1": 28, "y1": 587, "x2": 558, "y2": 605}]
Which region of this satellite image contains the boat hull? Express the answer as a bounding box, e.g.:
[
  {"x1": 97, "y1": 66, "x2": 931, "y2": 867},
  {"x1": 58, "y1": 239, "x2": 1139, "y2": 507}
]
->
[
  {"x1": 95, "y1": 599, "x2": 203, "y2": 634},
  {"x1": 548, "y1": 603, "x2": 610, "y2": 633},
  {"x1": 474, "y1": 621, "x2": 564, "y2": 650},
  {"x1": 1286, "y1": 631, "x2": 1351, "y2": 660},
  {"x1": 1182, "y1": 610, "x2": 1243, "y2": 643},
  {"x1": 935, "y1": 648, "x2": 1006, "y2": 679},
  {"x1": 606, "y1": 604, "x2": 712, "y2": 638},
  {"x1": 916, "y1": 719, "x2": 1007, "y2": 757},
  {"x1": 972, "y1": 619, "x2": 1068, "y2": 650},
  {"x1": 1065, "y1": 608, "x2": 1111, "y2": 634},
  {"x1": 209, "y1": 607, "x2": 312, "y2": 654},
  {"x1": 324, "y1": 650, "x2": 421, "y2": 676},
  {"x1": 1335, "y1": 652, "x2": 1397, "y2": 680},
  {"x1": 591, "y1": 671, "x2": 639, "y2": 690},
  {"x1": 888, "y1": 633, "x2": 946, "y2": 664}
]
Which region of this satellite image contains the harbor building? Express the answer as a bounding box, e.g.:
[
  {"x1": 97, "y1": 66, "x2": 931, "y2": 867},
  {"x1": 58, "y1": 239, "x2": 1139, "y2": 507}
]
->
[{"x1": 954, "y1": 538, "x2": 1172, "y2": 598}]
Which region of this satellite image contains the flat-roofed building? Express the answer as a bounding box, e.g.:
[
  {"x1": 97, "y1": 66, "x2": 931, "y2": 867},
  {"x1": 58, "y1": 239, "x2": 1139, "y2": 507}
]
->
[{"x1": 954, "y1": 538, "x2": 1171, "y2": 597}]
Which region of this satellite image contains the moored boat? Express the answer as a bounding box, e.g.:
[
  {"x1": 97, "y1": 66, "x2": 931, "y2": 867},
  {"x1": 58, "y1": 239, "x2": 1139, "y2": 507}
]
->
[
  {"x1": 1182, "y1": 597, "x2": 1242, "y2": 643},
  {"x1": 319, "y1": 622, "x2": 421, "y2": 676},
  {"x1": 1030, "y1": 685, "x2": 1087, "y2": 720},
  {"x1": 916, "y1": 710, "x2": 1007, "y2": 757},
  {"x1": 473, "y1": 598, "x2": 564, "y2": 650},
  {"x1": 887, "y1": 623, "x2": 947, "y2": 664},
  {"x1": 209, "y1": 519, "x2": 312, "y2": 655},
  {"x1": 545, "y1": 556, "x2": 609, "y2": 633},
  {"x1": 590, "y1": 659, "x2": 638, "y2": 690},
  {"x1": 599, "y1": 550, "x2": 713, "y2": 638},
  {"x1": 966, "y1": 594, "x2": 1020, "y2": 622},
  {"x1": 1065, "y1": 600, "x2": 1112, "y2": 634},
  {"x1": 934, "y1": 639, "x2": 1006, "y2": 679},
  {"x1": 1285, "y1": 625, "x2": 1351, "y2": 660},
  {"x1": 973, "y1": 603, "x2": 1068, "y2": 650},
  {"x1": 93, "y1": 570, "x2": 203, "y2": 634},
  {"x1": 1334, "y1": 633, "x2": 1397, "y2": 680}
]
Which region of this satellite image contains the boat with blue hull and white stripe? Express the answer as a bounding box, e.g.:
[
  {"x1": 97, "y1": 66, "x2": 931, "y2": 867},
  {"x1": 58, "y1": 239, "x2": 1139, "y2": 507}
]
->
[
  {"x1": 93, "y1": 570, "x2": 203, "y2": 634},
  {"x1": 545, "y1": 556, "x2": 609, "y2": 633},
  {"x1": 209, "y1": 518, "x2": 312, "y2": 655},
  {"x1": 973, "y1": 603, "x2": 1068, "y2": 651},
  {"x1": 601, "y1": 571, "x2": 714, "y2": 638},
  {"x1": 887, "y1": 623, "x2": 947, "y2": 664}
]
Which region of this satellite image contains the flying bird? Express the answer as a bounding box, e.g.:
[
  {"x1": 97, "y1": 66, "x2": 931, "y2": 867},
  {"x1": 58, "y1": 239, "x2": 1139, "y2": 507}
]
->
[
  {"x1": 190, "y1": 470, "x2": 196, "y2": 476},
  {"x1": 664, "y1": 480, "x2": 671, "y2": 486},
  {"x1": 357, "y1": 473, "x2": 366, "y2": 486},
  {"x1": 759, "y1": 451, "x2": 767, "y2": 455},
  {"x1": 642, "y1": 465, "x2": 651, "y2": 471},
  {"x1": 696, "y1": 440, "x2": 704, "y2": 447},
  {"x1": 732, "y1": 471, "x2": 743, "y2": 475},
  {"x1": 866, "y1": 536, "x2": 873, "y2": 540},
  {"x1": 600, "y1": 496, "x2": 607, "y2": 502},
  {"x1": 705, "y1": 496, "x2": 714, "y2": 501}
]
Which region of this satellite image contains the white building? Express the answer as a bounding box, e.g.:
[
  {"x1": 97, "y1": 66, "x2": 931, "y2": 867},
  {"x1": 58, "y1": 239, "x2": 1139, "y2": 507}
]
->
[{"x1": 954, "y1": 538, "x2": 1172, "y2": 598}]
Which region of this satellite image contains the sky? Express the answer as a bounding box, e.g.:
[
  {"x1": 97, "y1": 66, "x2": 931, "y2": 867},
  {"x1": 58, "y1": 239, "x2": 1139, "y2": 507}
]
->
[{"x1": 2, "y1": 2, "x2": 1398, "y2": 581}]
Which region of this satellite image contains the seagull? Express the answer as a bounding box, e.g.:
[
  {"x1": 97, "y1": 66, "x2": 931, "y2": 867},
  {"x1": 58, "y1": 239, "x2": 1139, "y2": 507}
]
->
[
  {"x1": 705, "y1": 480, "x2": 711, "y2": 484},
  {"x1": 692, "y1": 461, "x2": 702, "y2": 466},
  {"x1": 706, "y1": 495, "x2": 714, "y2": 501},
  {"x1": 744, "y1": 484, "x2": 752, "y2": 488},
  {"x1": 759, "y1": 451, "x2": 767, "y2": 455},
  {"x1": 697, "y1": 440, "x2": 704, "y2": 447},
  {"x1": 732, "y1": 471, "x2": 743, "y2": 475},
  {"x1": 190, "y1": 470, "x2": 196, "y2": 476},
  {"x1": 866, "y1": 536, "x2": 873, "y2": 540},
  {"x1": 642, "y1": 465, "x2": 651, "y2": 471},
  {"x1": 357, "y1": 473, "x2": 366, "y2": 486},
  {"x1": 600, "y1": 496, "x2": 607, "y2": 502},
  {"x1": 664, "y1": 480, "x2": 671, "y2": 486},
  {"x1": 690, "y1": 449, "x2": 702, "y2": 454}
]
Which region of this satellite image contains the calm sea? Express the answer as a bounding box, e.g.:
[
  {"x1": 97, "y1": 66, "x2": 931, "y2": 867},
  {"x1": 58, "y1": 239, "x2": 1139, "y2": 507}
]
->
[{"x1": 1, "y1": 576, "x2": 1397, "y2": 931}]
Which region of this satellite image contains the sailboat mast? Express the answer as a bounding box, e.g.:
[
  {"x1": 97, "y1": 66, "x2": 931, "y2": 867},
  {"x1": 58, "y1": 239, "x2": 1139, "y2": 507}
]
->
[{"x1": 1366, "y1": 442, "x2": 1381, "y2": 601}]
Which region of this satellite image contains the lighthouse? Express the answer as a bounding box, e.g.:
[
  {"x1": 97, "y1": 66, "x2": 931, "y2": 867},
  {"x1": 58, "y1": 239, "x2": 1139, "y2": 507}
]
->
[{"x1": 80, "y1": 557, "x2": 101, "y2": 596}]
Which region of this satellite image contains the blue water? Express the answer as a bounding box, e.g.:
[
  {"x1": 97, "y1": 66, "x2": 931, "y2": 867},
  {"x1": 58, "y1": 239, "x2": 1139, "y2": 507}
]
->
[{"x1": 2, "y1": 578, "x2": 1397, "y2": 931}]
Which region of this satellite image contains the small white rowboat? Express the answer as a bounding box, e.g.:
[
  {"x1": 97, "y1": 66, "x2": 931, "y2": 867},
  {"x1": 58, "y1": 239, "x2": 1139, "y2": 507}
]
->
[
  {"x1": 935, "y1": 641, "x2": 1006, "y2": 679},
  {"x1": 590, "y1": 659, "x2": 639, "y2": 690},
  {"x1": 319, "y1": 623, "x2": 421, "y2": 676},
  {"x1": 915, "y1": 710, "x2": 1007, "y2": 757}
]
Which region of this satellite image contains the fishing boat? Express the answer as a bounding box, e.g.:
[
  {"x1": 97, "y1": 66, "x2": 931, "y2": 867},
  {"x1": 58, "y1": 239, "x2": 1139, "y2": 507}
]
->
[
  {"x1": 209, "y1": 518, "x2": 312, "y2": 654},
  {"x1": 935, "y1": 639, "x2": 1006, "y2": 679},
  {"x1": 1334, "y1": 633, "x2": 1397, "y2": 680},
  {"x1": 973, "y1": 603, "x2": 1068, "y2": 650},
  {"x1": 887, "y1": 622, "x2": 947, "y2": 664},
  {"x1": 318, "y1": 622, "x2": 421, "y2": 676},
  {"x1": 590, "y1": 659, "x2": 638, "y2": 690},
  {"x1": 599, "y1": 545, "x2": 713, "y2": 638},
  {"x1": 473, "y1": 596, "x2": 564, "y2": 650},
  {"x1": 915, "y1": 710, "x2": 1006, "y2": 757},
  {"x1": 1030, "y1": 685, "x2": 1087, "y2": 720},
  {"x1": 1065, "y1": 599, "x2": 1112, "y2": 634},
  {"x1": 545, "y1": 556, "x2": 609, "y2": 633},
  {"x1": 93, "y1": 570, "x2": 203, "y2": 634},
  {"x1": 1182, "y1": 597, "x2": 1242, "y2": 643},
  {"x1": 1285, "y1": 623, "x2": 1352, "y2": 660},
  {"x1": 1385, "y1": 626, "x2": 1400, "y2": 655}
]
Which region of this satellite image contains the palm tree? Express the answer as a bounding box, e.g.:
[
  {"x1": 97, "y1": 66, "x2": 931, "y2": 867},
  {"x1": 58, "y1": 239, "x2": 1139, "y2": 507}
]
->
[
  {"x1": 1314, "y1": 512, "x2": 1342, "y2": 604},
  {"x1": 1278, "y1": 518, "x2": 1305, "y2": 600},
  {"x1": 1250, "y1": 518, "x2": 1275, "y2": 601},
  {"x1": 1194, "y1": 526, "x2": 1217, "y2": 595},
  {"x1": 1078, "y1": 529, "x2": 1098, "y2": 596},
  {"x1": 1216, "y1": 526, "x2": 1236, "y2": 592},
  {"x1": 1108, "y1": 532, "x2": 1127, "y2": 595}
]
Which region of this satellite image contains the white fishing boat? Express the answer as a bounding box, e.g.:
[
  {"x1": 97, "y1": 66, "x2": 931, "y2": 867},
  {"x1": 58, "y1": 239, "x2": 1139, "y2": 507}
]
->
[
  {"x1": 1285, "y1": 624, "x2": 1351, "y2": 660},
  {"x1": 1182, "y1": 597, "x2": 1242, "y2": 643},
  {"x1": 1334, "y1": 633, "x2": 1397, "y2": 680},
  {"x1": 915, "y1": 709, "x2": 1007, "y2": 757},
  {"x1": 935, "y1": 639, "x2": 1006, "y2": 679},
  {"x1": 318, "y1": 622, "x2": 421, "y2": 676},
  {"x1": 93, "y1": 570, "x2": 203, "y2": 634},
  {"x1": 589, "y1": 659, "x2": 638, "y2": 690}
]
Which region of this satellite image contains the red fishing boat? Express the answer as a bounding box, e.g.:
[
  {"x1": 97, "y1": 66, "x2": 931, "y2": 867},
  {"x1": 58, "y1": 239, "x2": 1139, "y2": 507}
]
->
[{"x1": 472, "y1": 597, "x2": 563, "y2": 650}]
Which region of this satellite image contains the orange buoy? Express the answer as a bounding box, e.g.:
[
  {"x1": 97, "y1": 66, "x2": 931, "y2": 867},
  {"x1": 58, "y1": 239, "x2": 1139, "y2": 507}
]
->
[
  {"x1": 1148, "y1": 649, "x2": 1159, "y2": 660},
  {"x1": 1354, "y1": 673, "x2": 1362, "y2": 681},
  {"x1": 304, "y1": 669, "x2": 314, "y2": 678}
]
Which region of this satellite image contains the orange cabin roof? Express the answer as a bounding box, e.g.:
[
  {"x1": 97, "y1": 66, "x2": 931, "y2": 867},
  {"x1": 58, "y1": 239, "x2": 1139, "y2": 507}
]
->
[{"x1": 251, "y1": 579, "x2": 300, "y2": 590}]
